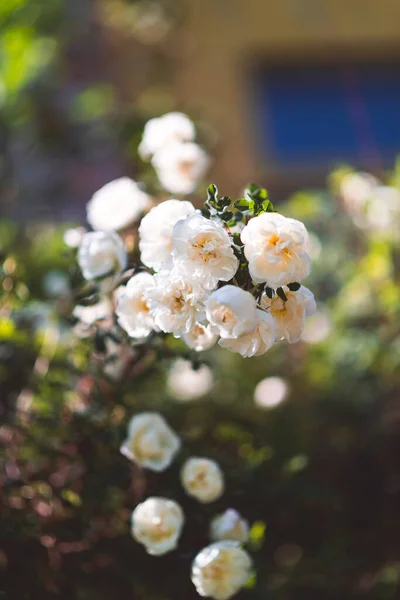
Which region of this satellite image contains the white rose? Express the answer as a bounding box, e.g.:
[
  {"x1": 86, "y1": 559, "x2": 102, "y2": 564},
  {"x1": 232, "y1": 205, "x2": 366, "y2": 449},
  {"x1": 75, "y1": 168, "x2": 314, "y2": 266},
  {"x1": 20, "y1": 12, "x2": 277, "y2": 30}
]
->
[
  {"x1": 73, "y1": 298, "x2": 112, "y2": 327},
  {"x1": 167, "y1": 359, "x2": 214, "y2": 401},
  {"x1": 116, "y1": 272, "x2": 157, "y2": 338},
  {"x1": 86, "y1": 178, "x2": 151, "y2": 232},
  {"x1": 63, "y1": 226, "x2": 86, "y2": 248},
  {"x1": 366, "y1": 185, "x2": 400, "y2": 233},
  {"x1": 240, "y1": 212, "x2": 311, "y2": 288},
  {"x1": 205, "y1": 286, "x2": 259, "y2": 340},
  {"x1": 138, "y1": 112, "x2": 195, "y2": 159},
  {"x1": 146, "y1": 268, "x2": 206, "y2": 336},
  {"x1": 254, "y1": 376, "x2": 289, "y2": 409},
  {"x1": 172, "y1": 213, "x2": 239, "y2": 290},
  {"x1": 261, "y1": 285, "x2": 316, "y2": 344},
  {"x1": 302, "y1": 310, "x2": 331, "y2": 344},
  {"x1": 152, "y1": 141, "x2": 210, "y2": 195},
  {"x1": 183, "y1": 322, "x2": 218, "y2": 352},
  {"x1": 218, "y1": 309, "x2": 275, "y2": 358},
  {"x1": 191, "y1": 541, "x2": 252, "y2": 600},
  {"x1": 139, "y1": 199, "x2": 196, "y2": 271},
  {"x1": 78, "y1": 231, "x2": 127, "y2": 281},
  {"x1": 210, "y1": 509, "x2": 249, "y2": 544},
  {"x1": 181, "y1": 457, "x2": 224, "y2": 503},
  {"x1": 340, "y1": 172, "x2": 378, "y2": 216},
  {"x1": 131, "y1": 497, "x2": 184, "y2": 556},
  {"x1": 120, "y1": 412, "x2": 180, "y2": 471}
]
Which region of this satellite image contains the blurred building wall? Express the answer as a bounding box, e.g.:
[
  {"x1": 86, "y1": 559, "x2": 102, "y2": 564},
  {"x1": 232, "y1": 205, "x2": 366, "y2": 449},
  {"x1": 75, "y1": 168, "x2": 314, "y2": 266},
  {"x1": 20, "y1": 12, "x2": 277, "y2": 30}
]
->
[
  {"x1": 5, "y1": 0, "x2": 400, "y2": 220},
  {"x1": 176, "y1": 0, "x2": 400, "y2": 196}
]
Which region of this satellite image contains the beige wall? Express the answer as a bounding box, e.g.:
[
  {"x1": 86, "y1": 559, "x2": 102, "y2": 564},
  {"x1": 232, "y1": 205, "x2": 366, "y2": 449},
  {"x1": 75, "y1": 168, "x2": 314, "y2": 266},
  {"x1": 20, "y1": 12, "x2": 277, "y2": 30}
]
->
[{"x1": 176, "y1": 0, "x2": 400, "y2": 195}]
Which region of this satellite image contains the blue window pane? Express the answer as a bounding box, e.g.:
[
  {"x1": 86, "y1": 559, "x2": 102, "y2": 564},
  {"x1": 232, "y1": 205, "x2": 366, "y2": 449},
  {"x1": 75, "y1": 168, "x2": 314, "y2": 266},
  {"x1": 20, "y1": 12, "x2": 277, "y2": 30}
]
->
[
  {"x1": 359, "y1": 66, "x2": 400, "y2": 158},
  {"x1": 256, "y1": 64, "x2": 400, "y2": 167}
]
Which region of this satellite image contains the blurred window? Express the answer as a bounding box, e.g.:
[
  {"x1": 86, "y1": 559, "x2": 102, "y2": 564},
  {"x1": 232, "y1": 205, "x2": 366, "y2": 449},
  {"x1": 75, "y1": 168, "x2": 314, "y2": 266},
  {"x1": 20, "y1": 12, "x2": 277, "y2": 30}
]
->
[{"x1": 256, "y1": 63, "x2": 400, "y2": 169}]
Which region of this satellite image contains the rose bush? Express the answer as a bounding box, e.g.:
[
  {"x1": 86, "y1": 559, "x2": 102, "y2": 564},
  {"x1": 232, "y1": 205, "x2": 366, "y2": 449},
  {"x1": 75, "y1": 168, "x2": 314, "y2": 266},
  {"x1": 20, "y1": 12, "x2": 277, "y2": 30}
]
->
[{"x1": 3, "y1": 108, "x2": 400, "y2": 600}]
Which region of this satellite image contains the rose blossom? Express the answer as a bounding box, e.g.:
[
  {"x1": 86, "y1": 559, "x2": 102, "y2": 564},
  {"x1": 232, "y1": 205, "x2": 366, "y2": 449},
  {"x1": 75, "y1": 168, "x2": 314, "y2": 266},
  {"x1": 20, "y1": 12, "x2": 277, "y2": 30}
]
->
[
  {"x1": 139, "y1": 199, "x2": 196, "y2": 271},
  {"x1": 116, "y1": 272, "x2": 157, "y2": 338},
  {"x1": 205, "y1": 286, "x2": 259, "y2": 340},
  {"x1": 172, "y1": 213, "x2": 238, "y2": 290},
  {"x1": 146, "y1": 268, "x2": 207, "y2": 336},
  {"x1": 365, "y1": 185, "x2": 400, "y2": 234},
  {"x1": 302, "y1": 310, "x2": 331, "y2": 344},
  {"x1": 86, "y1": 177, "x2": 151, "y2": 232},
  {"x1": 120, "y1": 412, "x2": 180, "y2": 471},
  {"x1": 63, "y1": 226, "x2": 86, "y2": 248},
  {"x1": 181, "y1": 457, "x2": 224, "y2": 503},
  {"x1": 218, "y1": 309, "x2": 275, "y2": 358},
  {"x1": 340, "y1": 172, "x2": 400, "y2": 234},
  {"x1": 167, "y1": 359, "x2": 214, "y2": 401},
  {"x1": 73, "y1": 298, "x2": 112, "y2": 328},
  {"x1": 183, "y1": 322, "x2": 218, "y2": 352},
  {"x1": 191, "y1": 541, "x2": 252, "y2": 600},
  {"x1": 78, "y1": 231, "x2": 127, "y2": 281},
  {"x1": 261, "y1": 285, "x2": 316, "y2": 344},
  {"x1": 254, "y1": 376, "x2": 289, "y2": 409},
  {"x1": 152, "y1": 141, "x2": 210, "y2": 195},
  {"x1": 210, "y1": 509, "x2": 249, "y2": 544},
  {"x1": 131, "y1": 497, "x2": 184, "y2": 555},
  {"x1": 240, "y1": 212, "x2": 311, "y2": 287},
  {"x1": 339, "y1": 171, "x2": 378, "y2": 217},
  {"x1": 138, "y1": 112, "x2": 195, "y2": 159}
]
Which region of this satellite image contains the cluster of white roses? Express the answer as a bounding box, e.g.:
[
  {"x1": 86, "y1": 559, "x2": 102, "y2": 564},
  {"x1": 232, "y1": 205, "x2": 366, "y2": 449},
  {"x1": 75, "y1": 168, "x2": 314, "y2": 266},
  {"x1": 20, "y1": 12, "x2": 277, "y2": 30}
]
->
[
  {"x1": 74, "y1": 112, "x2": 316, "y2": 359},
  {"x1": 338, "y1": 170, "x2": 400, "y2": 237},
  {"x1": 70, "y1": 112, "x2": 318, "y2": 599},
  {"x1": 139, "y1": 111, "x2": 210, "y2": 194},
  {"x1": 121, "y1": 412, "x2": 252, "y2": 600},
  {"x1": 121, "y1": 201, "x2": 316, "y2": 355},
  {"x1": 77, "y1": 197, "x2": 316, "y2": 358}
]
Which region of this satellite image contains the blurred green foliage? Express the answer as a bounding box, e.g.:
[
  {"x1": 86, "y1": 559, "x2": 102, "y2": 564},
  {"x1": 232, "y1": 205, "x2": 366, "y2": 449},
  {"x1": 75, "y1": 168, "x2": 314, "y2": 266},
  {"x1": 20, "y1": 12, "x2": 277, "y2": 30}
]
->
[
  {"x1": 0, "y1": 0, "x2": 63, "y2": 109},
  {"x1": 1, "y1": 2, "x2": 400, "y2": 599},
  {"x1": 0, "y1": 0, "x2": 186, "y2": 222},
  {"x1": 1, "y1": 171, "x2": 400, "y2": 599}
]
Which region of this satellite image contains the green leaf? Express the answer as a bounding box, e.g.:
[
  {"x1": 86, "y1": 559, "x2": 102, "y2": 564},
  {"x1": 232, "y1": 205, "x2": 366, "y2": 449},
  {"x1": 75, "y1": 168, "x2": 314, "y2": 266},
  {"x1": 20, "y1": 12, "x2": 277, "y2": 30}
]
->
[
  {"x1": 220, "y1": 211, "x2": 233, "y2": 222},
  {"x1": 219, "y1": 196, "x2": 231, "y2": 208},
  {"x1": 207, "y1": 184, "x2": 218, "y2": 203},
  {"x1": 234, "y1": 198, "x2": 255, "y2": 214},
  {"x1": 276, "y1": 287, "x2": 288, "y2": 301},
  {"x1": 61, "y1": 489, "x2": 82, "y2": 507},
  {"x1": 264, "y1": 286, "x2": 274, "y2": 299},
  {"x1": 261, "y1": 199, "x2": 274, "y2": 212},
  {"x1": 246, "y1": 183, "x2": 261, "y2": 195},
  {"x1": 249, "y1": 520, "x2": 267, "y2": 551},
  {"x1": 287, "y1": 282, "x2": 301, "y2": 291},
  {"x1": 244, "y1": 184, "x2": 275, "y2": 214},
  {"x1": 246, "y1": 183, "x2": 267, "y2": 200},
  {"x1": 233, "y1": 248, "x2": 243, "y2": 260}
]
